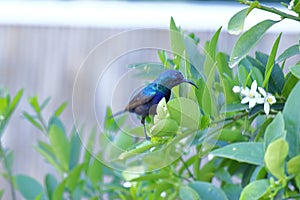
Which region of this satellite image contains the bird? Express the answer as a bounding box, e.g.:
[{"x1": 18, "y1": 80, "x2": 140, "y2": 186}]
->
[{"x1": 113, "y1": 70, "x2": 198, "y2": 140}]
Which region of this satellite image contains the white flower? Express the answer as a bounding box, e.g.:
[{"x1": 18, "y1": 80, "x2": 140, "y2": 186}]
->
[
  {"x1": 258, "y1": 87, "x2": 276, "y2": 115},
  {"x1": 232, "y1": 86, "x2": 241, "y2": 93},
  {"x1": 240, "y1": 80, "x2": 263, "y2": 108}
]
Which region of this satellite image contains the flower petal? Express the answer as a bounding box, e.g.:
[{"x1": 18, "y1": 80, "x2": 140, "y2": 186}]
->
[
  {"x1": 258, "y1": 87, "x2": 266, "y2": 97},
  {"x1": 256, "y1": 97, "x2": 265, "y2": 104},
  {"x1": 241, "y1": 97, "x2": 250, "y2": 104},
  {"x1": 232, "y1": 86, "x2": 241, "y2": 93},
  {"x1": 249, "y1": 98, "x2": 256, "y2": 108},
  {"x1": 267, "y1": 95, "x2": 276, "y2": 104},
  {"x1": 264, "y1": 102, "x2": 270, "y2": 115},
  {"x1": 240, "y1": 87, "x2": 250, "y2": 96},
  {"x1": 251, "y1": 80, "x2": 257, "y2": 91}
]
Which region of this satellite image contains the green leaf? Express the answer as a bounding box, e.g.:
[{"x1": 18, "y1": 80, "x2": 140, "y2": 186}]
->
[
  {"x1": 28, "y1": 96, "x2": 41, "y2": 114},
  {"x1": 227, "y1": 8, "x2": 248, "y2": 35},
  {"x1": 262, "y1": 33, "x2": 282, "y2": 88},
  {"x1": 52, "y1": 180, "x2": 66, "y2": 200},
  {"x1": 167, "y1": 97, "x2": 200, "y2": 129},
  {"x1": 287, "y1": 155, "x2": 300, "y2": 190},
  {"x1": 222, "y1": 184, "x2": 242, "y2": 200},
  {"x1": 34, "y1": 141, "x2": 62, "y2": 172},
  {"x1": 54, "y1": 102, "x2": 67, "y2": 117},
  {"x1": 179, "y1": 186, "x2": 201, "y2": 200},
  {"x1": 65, "y1": 164, "x2": 85, "y2": 192},
  {"x1": 240, "y1": 179, "x2": 269, "y2": 200},
  {"x1": 69, "y1": 130, "x2": 81, "y2": 170},
  {"x1": 282, "y1": 72, "x2": 299, "y2": 98},
  {"x1": 15, "y1": 175, "x2": 45, "y2": 200},
  {"x1": 255, "y1": 52, "x2": 285, "y2": 94},
  {"x1": 40, "y1": 97, "x2": 51, "y2": 111},
  {"x1": 229, "y1": 20, "x2": 277, "y2": 68},
  {"x1": 290, "y1": 64, "x2": 300, "y2": 79},
  {"x1": 23, "y1": 112, "x2": 43, "y2": 131},
  {"x1": 238, "y1": 65, "x2": 249, "y2": 86},
  {"x1": 276, "y1": 44, "x2": 300, "y2": 63},
  {"x1": 211, "y1": 142, "x2": 264, "y2": 166},
  {"x1": 104, "y1": 107, "x2": 119, "y2": 132},
  {"x1": 264, "y1": 112, "x2": 286, "y2": 150},
  {"x1": 283, "y1": 82, "x2": 300, "y2": 158},
  {"x1": 287, "y1": 155, "x2": 300, "y2": 175},
  {"x1": 8, "y1": 89, "x2": 23, "y2": 115},
  {"x1": 251, "y1": 67, "x2": 264, "y2": 86},
  {"x1": 49, "y1": 124, "x2": 70, "y2": 172},
  {"x1": 170, "y1": 16, "x2": 185, "y2": 57},
  {"x1": 189, "y1": 181, "x2": 228, "y2": 200},
  {"x1": 129, "y1": 62, "x2": 165, "y2": 78},
  {"x1": 118, "y1": 141, "x2": 155, "y2": 160},
  {"x1": 220, "y1": 103, "x2": 248, "y2": 113},
  {"x1": 45, "y1": 174, "x2": 57, "y2": 200},
  {"x1": 87, "y1": 159, "x2": 103, "y2": 187},
  {"x1": 114, "y1": 131, "x2": 134, "y2": 150},
  {"x1": 264, "y1": 138, "x2": 288, "y2": 180}
]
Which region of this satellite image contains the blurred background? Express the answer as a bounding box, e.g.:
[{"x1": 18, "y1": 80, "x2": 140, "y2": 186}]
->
[{"x1": 0, "y1": 0, "x2": 299, "y2": 199}]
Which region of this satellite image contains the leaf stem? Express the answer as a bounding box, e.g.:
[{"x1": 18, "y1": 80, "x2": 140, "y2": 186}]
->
[
  {"x1": 0, "y1": 140, "x2": 16, "y2": 200},
  {"x1": 179, "y1": 156, "x2": 196, "y2": 181},
  {"x1": 241, "y1": 0, "x2": 300, "y2": 22}
]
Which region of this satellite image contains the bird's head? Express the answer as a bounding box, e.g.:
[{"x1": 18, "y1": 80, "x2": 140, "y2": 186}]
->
[{"x1": 155, "y1": 70, "x2": 198, "y2": 89}]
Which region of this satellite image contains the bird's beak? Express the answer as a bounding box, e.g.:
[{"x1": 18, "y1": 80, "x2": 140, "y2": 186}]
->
[{"x1": 184, "y1": 79, "x2": 198, "y2": 89}]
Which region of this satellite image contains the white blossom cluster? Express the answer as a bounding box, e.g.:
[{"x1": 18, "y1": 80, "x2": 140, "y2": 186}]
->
[{"x1": 232, "y1": 80, "x2": 276, "y2": 115}]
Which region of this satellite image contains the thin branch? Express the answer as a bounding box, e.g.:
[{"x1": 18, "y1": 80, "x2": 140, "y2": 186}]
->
[
  {"x1": 241, "y1": 0, "x2": 300, "y2": 22},
  {"x1": 179, "y1": 156, "x2": 196, "y2": 181}
]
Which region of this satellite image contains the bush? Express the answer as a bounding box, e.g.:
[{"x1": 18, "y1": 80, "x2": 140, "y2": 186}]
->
[{"x1": 1, "y1": 0, "x2": 300, "y2": 199}]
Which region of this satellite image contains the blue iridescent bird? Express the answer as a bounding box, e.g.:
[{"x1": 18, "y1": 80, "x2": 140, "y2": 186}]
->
[{"x1": 113, "y1": 70, "x2": 197, "y2": 140}]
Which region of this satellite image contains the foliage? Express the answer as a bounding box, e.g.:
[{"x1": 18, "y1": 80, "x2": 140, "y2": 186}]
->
[{"x1": 1, "y1": 0, "x2": 300, "y2": 199}]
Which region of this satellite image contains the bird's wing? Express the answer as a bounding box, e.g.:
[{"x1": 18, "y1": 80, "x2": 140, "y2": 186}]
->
[{"x1": 125, "y1": 85, "x2": 156, "y2": 111}]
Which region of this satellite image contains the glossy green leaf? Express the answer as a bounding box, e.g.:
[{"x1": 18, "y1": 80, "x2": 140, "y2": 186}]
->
[
  {"x1": 264, "y1": 112, "x2": 286, "y2": 150},
  {"x1": 229, "y1": 20, "x2": 277, "y2": 68},
  {"x1": 282, "y1": 72, "x2": 299, "y2": 98},
  {"x1": 251, "y1": 67, "x2": 264, "y2": 86},
  {"x1": 23, "y1": 112, "x2": 43, "y2": 131},
  {"x1": 250, "y1": 166, "x2": 267, "y2": 182},
  {"x1": 49, "y1": 124, "x2": 70, "y2": 172},
  {"x1": 15, "y1": 175, "x2": 45, "y2": 200},
  {"x1": 262, "y1": 33, "x2": 282, "y2": 88},
  {"x1": 227, "y1": 8, "x2": 248, "y2": 35},
  {"x1": 238, "y1": 65, "x2": 249, "y2": 86},
  {"x1": 287, "y1": 155, "x2": 300, "y2": 190},
  {"x1": 189, "y1": 181, "x2": 228, "y2": 200},
  {"x1": 287, "y1": 155, "x2": 300, "y2": 175},
  {"x1": 104, "y1": 107, "x2": 119, "y2": 132},
  {"x1": 211, "y1": 142, "x2": 264, "y2": 165},
  {"x1": 276, "y1": 44, "x2": 300, "y2": 63},
  {"x1": 265, "y1": 138, "x2": 288, "y2": 180},
  {"x1": 290, "y1": 64, "x2": 300, "y2": 79},
  {"x1": 222, "y1": 184, "x2": 242, "y2": 200},
  {"x1": 257, "y1": 52, "x2": 285, "y2": 93},
  {"x1": 283, "y1": 82, "x2": 300, "y2": 158},
  {"x1": 179, "y1": 186, "x2": 201, "y2": 200},
  {"x1": 240, "y1": 179, "x2": 269, "y2": 200},
  {"x1": 45, "y1": 174, "x2": 57, "y2": 200}
]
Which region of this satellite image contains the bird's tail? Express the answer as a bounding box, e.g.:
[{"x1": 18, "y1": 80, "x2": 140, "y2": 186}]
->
[{"x1": 110, "y1": 110, "x2": 126, "y2": 119}]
